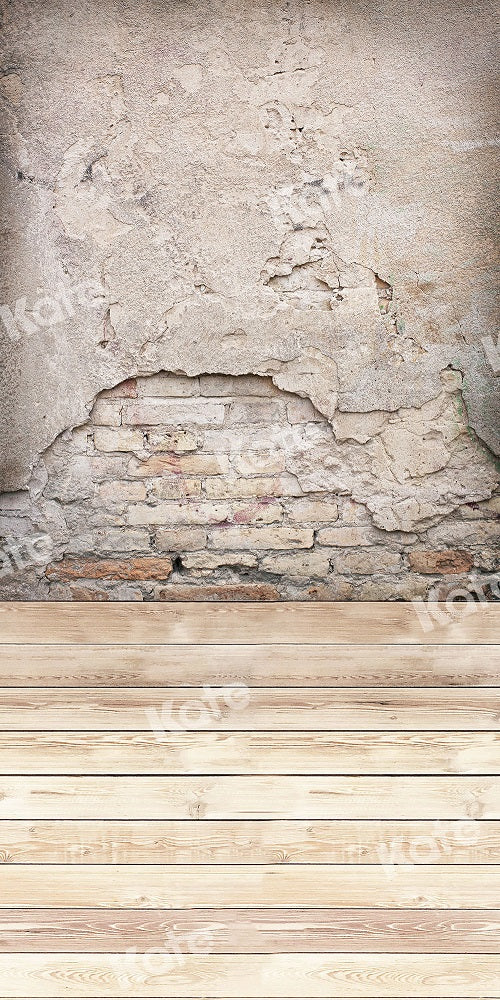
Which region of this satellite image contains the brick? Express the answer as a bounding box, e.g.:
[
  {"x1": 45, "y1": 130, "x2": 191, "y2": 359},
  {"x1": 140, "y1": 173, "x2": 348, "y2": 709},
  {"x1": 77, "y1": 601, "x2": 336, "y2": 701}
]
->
[
  {"x1": 156, "y1": 582, "x2": 280, "y2": 601},
  {"x1": 232, "y1": 451, "x2": 285, "y2": 476},
  {"x1": 46, "y1": 556, "x2": 173, "y2": 581},
  {"x1": 122, "y1": 399, "x2": 225, "y2": 426},
  {"x1": 90, "y1": 456, "x2": 129, "y2": 481},
  {"x1": 101, "y1": 378, "x2": 137, "y2": 398},
  {"x1": 128, "y1": 500, "x2": 282, "y2": 526},
  {"x1": 209, "y1": 526, "x2": 314, "y2": 550},
  {"x1": 204, "y1": 476, "x2": 283, "y2": 499},
  {"x1": 260, "y1": 551, "x2": 331, "y2": 577},
  {"x1": 98, "y1": 481, "x2": 147, "y2": 503},
  {"x1": 199, "y1": 374, "x2": 279, "y2": 396},
  {"x1": 149, "y1": 478, "x2": 202, "y2": 499},
  {"x1": 156, "y1": 528, "x2": 207, "y2": 551},
  {"x1": 69, "y1": 585, "x2": 110, "y2": 601},
  {"x1": 136, "y1": 374, "x2": 200, "y2": 396},
  {"x1": 224, "y1": 398, "x2": 284, "y2": 425},
  {"x1": 408, "y1": 550, "x2": 474, "y2": 575},
  {"x1": 129, "y1": 454, "x2": 230, "y2": 477},
  {"x1": 287, "y1": 398, "x2": 322, "y2": 423},
  {"x1": 335, "y1": 549, "x2": 402, "y2": 574},
  {"x1": 94, "y1": 528, "x2": 150, "y2": 553},
  {"x1": 146, "y1": 429, "x2": 199, "y2": 452},
  {"x1": 181, "y1": 551, "x2": 258, "y2": 569},
  {"x1": 90, "y1": 400, "x2": 122, "y2": 426},
  {"x1": 93, "y1": 429, "x2": 144, "y2": 453},
  {"x1": 316, "y1": 526, "x2": 378, "y2": 546},
  {"x1": 286, "y1": 499, "x2": 338, "y2": 523},
  {"x1": 128, "y1": 501, "x2": 232, "y2": 526}
]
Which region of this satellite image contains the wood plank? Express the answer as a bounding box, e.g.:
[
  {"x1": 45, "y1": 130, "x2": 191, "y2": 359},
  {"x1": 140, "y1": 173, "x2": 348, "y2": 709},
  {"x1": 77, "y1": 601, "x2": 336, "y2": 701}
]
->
[
  {"x1": 2, "y1": 819, "x2": 497, "y2": 864},
  {"x1": 1, "y1": 907, "x2": 499, "y2": 953},
  {"x1": 2, "y1": 687, "x2": 499, "y2": 730},
  {"x1": 2, "y1": 864, "x2": 499, "y2": 908},
  {"x1": 2, "y1": 776, "x2": 499, "y2": 820},
  {"x1": 3, "y1": 731, "x2": 498, "y2": 774},
  {"x1": 2, "y1": 644, "x2": 498, "y2": 687},
  {"x1": 0, "y1": 953, "x2": 498, "y2": 997},
  {"x1": 1, "y1": 601, "x2": 498, "y2": 644}
]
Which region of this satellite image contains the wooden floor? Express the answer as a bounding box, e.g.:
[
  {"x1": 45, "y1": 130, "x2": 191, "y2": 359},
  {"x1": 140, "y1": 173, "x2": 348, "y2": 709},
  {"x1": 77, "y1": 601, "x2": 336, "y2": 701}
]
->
[{"x1": 0, "y1": 600, "x2": 499, "y2": 998}]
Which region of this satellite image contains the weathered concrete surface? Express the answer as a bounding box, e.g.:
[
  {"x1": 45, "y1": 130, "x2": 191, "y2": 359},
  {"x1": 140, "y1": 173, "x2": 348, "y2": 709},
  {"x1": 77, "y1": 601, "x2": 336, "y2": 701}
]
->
[{"x1": 0, "y1": 3, "x2": 498, "y2": 525}]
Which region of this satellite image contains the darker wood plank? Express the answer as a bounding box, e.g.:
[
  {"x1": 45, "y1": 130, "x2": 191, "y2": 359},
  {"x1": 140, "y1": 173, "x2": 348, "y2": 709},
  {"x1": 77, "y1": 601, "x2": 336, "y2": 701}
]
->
[{"x1": 1, "y1": 908, "x2": 498, "y2": 953}]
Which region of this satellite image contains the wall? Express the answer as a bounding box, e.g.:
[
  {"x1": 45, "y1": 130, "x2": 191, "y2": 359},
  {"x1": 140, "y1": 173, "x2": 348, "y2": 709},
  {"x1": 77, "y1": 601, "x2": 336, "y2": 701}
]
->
[
  {"x1": 0, "y1": 372, "x2": 497, "y2": 601},
  {"x1": 0, "y1": 0, "x2": 498, "y2": 600}
]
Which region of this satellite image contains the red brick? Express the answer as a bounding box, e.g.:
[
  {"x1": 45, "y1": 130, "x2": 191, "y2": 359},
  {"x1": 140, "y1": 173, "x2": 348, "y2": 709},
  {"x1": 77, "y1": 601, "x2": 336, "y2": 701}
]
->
[
  {"x1": 46, "y1": 556, "x2": 173, "y2": 581},
  {"x1": 408, "y1": 550, "x2": 474, "y2": 575}
]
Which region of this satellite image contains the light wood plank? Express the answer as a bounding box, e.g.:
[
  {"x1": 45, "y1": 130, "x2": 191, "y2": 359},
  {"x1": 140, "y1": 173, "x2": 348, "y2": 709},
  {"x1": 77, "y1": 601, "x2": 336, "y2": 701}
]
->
[
  {"x1": 0, "y1": 820, "x2": 500, "y2": 865},
  {"x1": 2, "y1": 687, "x2": 498, "y2": 730},
  {"x1": 1, "y1": 819, "x2": 497, "y2": 864},
  {"x1": 2, "y1": 864, "x2": 499, "y2": 908},
  {"x1": 2, "y1": 644, "x2": 498, "y2": 687},
  {"x1": 2, "y1": 775, "x2": 498, "y2": 820},
  {"x1": 1, "y1": 907, "x2": 498, "y2": 953},
  {"x1": 0, "y1": 953, "x2": 499, "y2": 997},
  {"x1": 3, "y1": 731, "x2": 498, "y2": 774},
  {"x1": 1, "y1": 601, "x2": 498, "y2": 644}
]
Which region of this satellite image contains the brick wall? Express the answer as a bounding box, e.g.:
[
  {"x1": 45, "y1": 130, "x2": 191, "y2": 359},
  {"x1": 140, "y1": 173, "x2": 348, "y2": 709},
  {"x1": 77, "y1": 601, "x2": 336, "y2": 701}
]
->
[{"x1": 0, "y1": 373, "x2": 498, "y2": 601}]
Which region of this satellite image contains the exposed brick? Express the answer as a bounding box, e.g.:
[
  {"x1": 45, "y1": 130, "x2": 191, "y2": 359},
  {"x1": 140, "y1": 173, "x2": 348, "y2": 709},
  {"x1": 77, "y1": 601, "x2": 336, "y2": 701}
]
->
[
  {"x1": 204, "y1": 476, "x2": 283, "y2": 499},
  {"x1": 224, "y1": 398, "x2": 285, "y2": 424},
  {"x1": 128, "y1": 501, "x2": 282, "y2": 526},
  {"x1": 69, "y1": 585, "x2": 110, "y2": 601},
  {"x1": 98, "y1": 481, "x2": 147, "y2": 503},
  {"x1": 129, "y1": 454, "x2": 229, "y2": 477},
  {"x1": 199, "y1": 375, "x2": 280, "y2": 396},
  {"x1": 46, "y1": 556, "x2": 173, "y2": 581},
  {"x1": 90, "y1": 456, "x2": 129, "y2": 481},
  {"x1": 156, "y1": 582, "x2": 280, "y2": 601},
  {"x1": 94, "y1": 528, "x2": 150, "y2": 553},
  {"x1": 209, "y1": 526, "x2": 314, "y2": 550},
  {"x1": 335, "y1": 549, "x2": 402, "y2": 574},
  {"x1": 122, "y1": 399, "x2": 225, "y2": 426},
  {"x1": 156, "y1": 527, "x2": 207, "y2": 551},
  {"x1": 181, "y1": 551, "x2": 258, "y2": 569},
  {"x1": 90, "y1": 400, "x2": 122, "y2": 426},
  {"x1": 101, "y1": 378, "x2": 137, "y2": 398},
  {"x1": 146, "y1": 429, "x2": 199, "y2": 452},
  {"x1": 136, "y1": 374, "x2": 200, "y2": 396},
  {"x1": 232, "y1": 451, "x2": 285, "y2": 476},
  {"x1": 408, "y1": 550, "x2": 474, "y2": 574},
  {"x1": 93, "y1": 429, "x2": 144, "y2": 453},
  {"x1": 260, "y1": 551, "x2": 331, "y2": 577},
  {"x1": 149, "y1": 478, "x2": 202, "y2": 499},
  {"x1": 286, "y1": 499, "x2": 338, "y2": 523},
  {"x1": 317, "y1": 525, "x2": 378, "y2": 546}
]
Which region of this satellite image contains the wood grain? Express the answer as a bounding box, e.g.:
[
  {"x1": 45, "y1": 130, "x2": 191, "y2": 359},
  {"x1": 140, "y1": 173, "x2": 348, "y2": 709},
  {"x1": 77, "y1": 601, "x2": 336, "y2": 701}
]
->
[
  {"x1": 2, "y1": 864, "x2": 500, "y2": 909},
  {"x1": 1, "y1": 601, "x2": 497, "y2": 644},
  {"x1": 2, "y1": 643, "x2": 498, "y2": 687},
  {"x1": 1, "y1": 818, "x2": 497, "y2": 864},
  {"x1": 1, "y1": 907, "x2": 499, "y2": 953},
  {"x1": 2, "y1": 775, "x2": 498, "y2": 820},
  {"x1": 2, "y1": 687, "x2": 498, "y2": 730},
  {"x1": 0, "y1": 953, "x2": 498, "y2": 997},
  {"x1": 3, "y1": 731, "x2": 497, "y2": 774}
]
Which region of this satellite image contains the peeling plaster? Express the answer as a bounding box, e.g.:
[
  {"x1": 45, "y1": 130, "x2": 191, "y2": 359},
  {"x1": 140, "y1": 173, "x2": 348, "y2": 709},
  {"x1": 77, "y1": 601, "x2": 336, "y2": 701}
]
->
[{"x1": 0, "y1": 0, "x2": 499, "y2": 498}]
